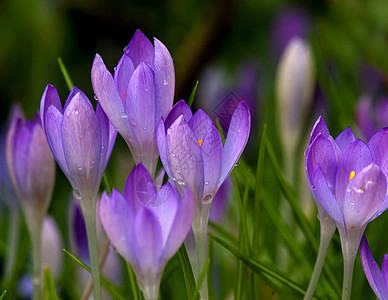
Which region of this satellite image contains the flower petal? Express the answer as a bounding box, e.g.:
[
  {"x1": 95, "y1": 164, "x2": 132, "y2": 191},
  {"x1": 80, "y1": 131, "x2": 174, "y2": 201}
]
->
[
  {"x1": 64, "y1": 87, "x2": 91, "y2": 112},
  {"x1": 368, "y1": 128, "x2": 388, "y2": 177},
  {"x1": 124, "y1": 29, "x2": 154, "y2": 68},
  {"x1": 114, "y1": 53, "x2": 135, "y2": 105},
  {"x1": 132, "y1": 208, "x2": 163, "y2": 275},
  {"x1": 343, "y1": 163, "x2": 386, "y2": 229},
  {"x1": 357, "y1": 95, "x2": 376, "y2": 141},
  {"x1": 153, "y1": 38, "x2": 175, "y2": 121},
  {"x1": 162, "y1": 186, "x2": 195, "y2": 260},
  {"x1": 156, "y1": 119, "x2": 172, "y2": 179},
  {"x1": 309, "y1": 116, "x2": 329, "y2": 145},
  {"x1": 219, "y1": 101, "x2": 251, "y2": 185},
  {"x1": 382, "y1": 255, "x2": 388, "y2": 298},
  {"x1": 99, "y1": 190, "x2": 136, "y2": 265},
  {"x1": 126, "y1": 63, "x2": 156, "y2": 173},
  {"x1": 335, "y1": 139, "x2": 373, "y2": 210},
  {"x1": 360, "y1": 235, "x2": 388, "y2": 299},
  {"x1": 166, "y1": 116, "x2": 204, "y2": 201},
  {"x1": 91, "y1": 54, "x2": 140, "y2": 159},
  {"x1": 313, "y1": 165, "x2": 344, "y2": 225},
  {"x1": 40, "y1": 84, "x2": 62, "y2": 128},
  {"x1": 62, "y1": 93, "x2": 101, "y2": 196},
  {"x1": 335, "y1": 127, "x2": 356, "y2": 153},
  {"x1": 164, "y1": 100, "x2": 192, "y2": 130},
  {"x1": 188, "y1": 109, "x2": 213, "y2": 141},
  {"x1": 124, "y1": 163, "x2": 156, "y2": 211}
]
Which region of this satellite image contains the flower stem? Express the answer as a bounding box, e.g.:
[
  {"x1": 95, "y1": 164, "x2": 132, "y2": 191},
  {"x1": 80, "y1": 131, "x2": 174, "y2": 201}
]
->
[
  {"x1": 30, "y1": 222, "x2": 43, "y2": 300},
  {"x1": 80, "y1": 198, "x2": 102, "y2": 300},
  {"x1": 303, "y1": 217, "x2": 336, "y2": 300},
  {"x1": 4, "y1": 207, "x2": 19, "y2": 282},
  {"x1": 192, "y1": 202, "x2": 212, "y2": 300}
]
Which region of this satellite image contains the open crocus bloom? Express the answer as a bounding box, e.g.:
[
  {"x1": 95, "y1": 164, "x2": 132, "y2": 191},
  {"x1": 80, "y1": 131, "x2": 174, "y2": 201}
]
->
[
  {"x1": 360, "y1": 235, "x2": 388, "y2": 300},
  {"x1": 99, "y1": 163, "x2": 195, "y2": 300},
  {"x1": 306, "y1": 116, "x2": 388, "y2": 258},
  {"x1": 156, "y1": 100, "x2": 250, "y2": 206},
  {"x1": 40, "y1": 85, "x2": 117, "y2": 201},
  {"x1": 91, "y1": 29, "x2": 174, "y2": 177}
]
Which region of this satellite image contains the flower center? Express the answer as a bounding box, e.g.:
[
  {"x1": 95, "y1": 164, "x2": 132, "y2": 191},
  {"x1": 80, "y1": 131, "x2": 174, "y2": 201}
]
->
[
  {"x1": 349, "y1": 170, "x2": 356, "y2": 181},
  {"x1": 198, "y1": 139, "x2": 203, "y2": 147}
]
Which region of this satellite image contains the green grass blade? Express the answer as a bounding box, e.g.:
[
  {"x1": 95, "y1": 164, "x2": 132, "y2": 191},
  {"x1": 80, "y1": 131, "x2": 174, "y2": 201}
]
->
[
  {"x1": 125, "y1": 261, "x2": 140, "y2": 300},
  {"x1": 43, "y1": 267, "x2": 60, "y2": 300},
  {"x1": 57, "y1": 58, "x2": 74, "y2": 91},
  {"x1": 190, "y1": 258, "x2": 210, "y2": 300},
  {"x1": 187, "y1": 81, "x2": 199, "y2": 107},
  {"x1": 208, "y1": 221, "x2": 238, "y2": 245},
  {"x1": 178, "y1": 244, "x2": 197, "y2": 299},
  {"x1": 0, "y1": 290, "x2": 6, "y2": 300}
]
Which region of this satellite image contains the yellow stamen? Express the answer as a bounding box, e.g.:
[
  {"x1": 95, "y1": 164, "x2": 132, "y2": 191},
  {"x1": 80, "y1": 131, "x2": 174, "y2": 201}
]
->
[
  {"x1": 349, "y1": 171, "x2": 356, "y2": 181},
  {"x1": 198, "y1": 139, "x2": 203, "y2": 147}
]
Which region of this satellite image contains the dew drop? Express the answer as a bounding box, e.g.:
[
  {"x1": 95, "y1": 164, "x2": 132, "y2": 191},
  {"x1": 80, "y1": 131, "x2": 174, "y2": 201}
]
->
[
  {"x1": 77, "y1": 166, "x2": 83, "y2": 171},
  {"x1": 171, "y1": 152, "x2": 176, "y2": 157},
  {"x1": 121, "y1": 112, "x2": 128, "y2": 119},
  {"x1": 203, "y1": 195, "x2": 213, "y2": 204},
  {"x1": 235, "y1": 161, "x2": 239, "y2": 167},
  {"x1": 204, "y1": 181, "x2": 209, "y2": 185},
  {"x1": 163, "y1": 80, "x2": 168, "y2": 86},
  {"x1": 129, "y1": 118, "x2": 137, "y2": 126},
  {"x1": 177, "y1": 179, "x2": 185, "y2": 185},
  {"x1": 75, "y1": 110, "x2": 79, "y2": 116},
  {"x1": 167, "y1": 128, "x2": 172, "y2": 135},
  {"x1": 114, "y1": 67, "x2": 117, "y2": 71},
  {"x1": 238, "y1": 129, "x2": 241, "y2": 133},
  {"x1": 73, "y1": 189, "x2": 82, "y2": 200},
  {"x1": 102, "y1": 146, "x2": 105, "y2": 151},
  {"x1": 94, "y1": 95, "x2": 98, "y2": 101},
  {"x1": 66, "y1": 111, "x2": 70, "y2": 117}
]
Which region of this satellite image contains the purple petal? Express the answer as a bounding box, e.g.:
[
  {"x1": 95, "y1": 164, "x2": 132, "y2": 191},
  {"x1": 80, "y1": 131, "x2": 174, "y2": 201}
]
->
[
  {"x1": 162, "y1": 186, "x2": 195, "y2": 260},
  {"x1": 99, "y1": 190, "x2": 136, "y2": 265},
  {"x1": 309, "y1": 116, "x2": 329, "y2": 145},
  {"x1": 40, "y1": 84, "x2": 62, "y2": 128},
  {"x1": 164, "y1": 100, "x2": 193, "y2": 131},
  {"x1": 64, "y1": 87, "x2": 91, "y2": 112},
  {"x1": 313, "y1": 165, "x2": 344, "y2": 225},
  {"x1": 188, "y1": 109, "x2": 213, "y2": 141},
  {"x1": 201, "y1": 124, "x2": 223, "y2": 197},
  {"x1": 166, "y1": 116, "x2": 204, "y2": 200},
  {"x1": 5, "y1": 112, "x2": 23, "y2": 188},
  {"x1": 343, "y1": 163, "x2": 386, "y2": 229},
  {"x1": 219, "y1": 101, "x2": 251, "y2": 185},
  {"x1": 335, "y1": 139, "x2": 373, "y2": 210},
  {"x1": 154, "y1": 168, "x2": 165, "y2": 192},
  {"x1": 114, "y1": 54, "x2": 135, "y2": 105},
  {"x1": 124, "y1": 163, "x2": 156, "y2": 210},
  {"x1": 335, "y1": 127, "x2": 356, "y2": 153},
  {"x1": 153, "y1": 38, "x2": 175, "y2": 121},
  {"x1": 306, "y1": 134, "x2": 338, "y2": 192},
  {"x1": 382, "y1": 255, "x2": 388, "y2": 298},
  {"x1": 91, "y1": 54, "x2": 140, "y2": 159},
  {"x1": 156, "y1": 119, "x2": 172, "y2": 179},
  {"x1": 132, "y1": 208, "x2": 163, "y2": 275},
  {"x1": 124, "y1": 29, "x2": 154, "y2": 68},
  {"x1": 360, "y1": 235, "x2": 388, "y2": 299},
  {"x1": 126, "y1": 63, "x2": 156, "y2": 172},
  {"x1": 357, "y1": 95, "x2": 376, "y2": 141},
  {"x1": 210, "y1": 177, "x2": 232, "y2": 223},
  {"x1": 62, "y1": 93, "x2": 101, "y2": 196},
  {"x1": 44, "y1": 105, "x2": 75, "y2": 188},
  {"x1": 368, "y1": 128, "x2": 388, "y2": 177}
]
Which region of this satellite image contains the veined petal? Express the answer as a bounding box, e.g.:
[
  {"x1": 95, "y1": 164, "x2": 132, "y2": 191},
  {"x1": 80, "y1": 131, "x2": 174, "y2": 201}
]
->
[
  {"x1": 64, "y1": 87, "x2": 91, "y2": 112},
  {"x1": 124, "y1": 29, "x2": 154, "y2": 68},
  {"x1": 62, "y1": 93, "x2": 101, "y2": 196},
  {"x1": 382, "y1": 255, "x2": 388, "y2": 299},
  {"x1": 166, "y1": 115, "x2": 204, "y2": 201},
  {"x1": 188, "y1": 109, "x2": 213, "y2": 141},
  {"x1": 313, "y1": 165, "x2": 344, "y2": 225},
  {"x1": 44, "y1": 105, "x2": 75, "y2": 188},
  {"x1": 335, "y1": 127, "x2": 356, "y2": 153},
  {"x1": 132, "y1": 208, "x2": 163, "y2": 275},
  {"x1": 124, "y1": 164, "x2": 156, "y2": 211},
  {"x1": 368, "y1": 128, "x2": 388, "y2": 177},
  {"x1": 156, "y1": 119, "x2": 172, "y2": 179},
  {"x1": 91, "y1": 54, "x2": 140, "y2": 159},
  {"x1": 162, "y1": 186, "x2": 195, "y2": 260},
  {"x1": 154, "y1": 168, "x2": 165, "y2": 192},
  {"x1": 335, "y1": 139, "x2": 373, "y2": 210},
  {"x1": 309, "y1": 116, "x2": 330, "y2": 145},
  {"x1": 153, "y1": 38, "x2": 175, "y2": 121},
  {"x1": 114, "y1": 54, "x2": 135, "y2": 105},
  {"x1": 164, "y1": 100, "x2": 192, "y2": 130},
  {"x1": 343, "y1": 163, "x2": 386, "y2": 229},
  {"x1": 126, "y1": 63, "x2": 156, "y2": 172},
  {"x1": 360, "y1": 235, "x2": 388, "y2": 300},
  {"x1": 219, "y1": 101, "x2": 251, "y2": 185},
  {"x1": 40, "y1": 84, "x2": 62, "y2": 128},
  {"x1": 99, "y1": 190, "x2": 136, "y2": 265}
]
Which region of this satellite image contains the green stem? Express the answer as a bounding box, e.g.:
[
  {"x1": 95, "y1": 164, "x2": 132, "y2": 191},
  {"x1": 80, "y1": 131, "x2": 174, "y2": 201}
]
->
[
  {"x1": 30, "y1": 222, "x2": 43, "y2": 300},
  {"x1": 4, "y1": 207, "x2": 19, "y2": 282},
  {"x1": 192, "y1": 202, "x2": 212, "y2": 300},
  {"x1": 304, "y1": 216, "x2": 336, "y2": 300},
  {"x1": 80, "y1": 199, "x2": 102, "y2": 300}
]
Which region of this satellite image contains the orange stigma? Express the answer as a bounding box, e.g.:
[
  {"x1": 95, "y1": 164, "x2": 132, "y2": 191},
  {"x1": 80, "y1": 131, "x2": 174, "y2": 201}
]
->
[
  {"x1": 198, "y1": 139, "x2": 203, "y2": 147},
  {"x1": 349, "y1": 171, "x2": 356, "y2": 181},
  {"x1": 124, "y1": 93, "x2": 127, "y2": 99}
]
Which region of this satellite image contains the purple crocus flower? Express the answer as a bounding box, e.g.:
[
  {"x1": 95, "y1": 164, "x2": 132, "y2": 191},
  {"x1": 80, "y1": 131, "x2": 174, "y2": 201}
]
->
[
  {"x1": 360, "y1": 235, "x2": 388, "y2": 300},
  {"x1": 40, "y1": 84, "x2": 117, "y2": 202},
  {"x1": 305, "y1": 116, "x2": 388, "y2": 299},
  {"x1": 91, "y1": 29, "x2": 174, "y2": 177},
  {"x1": 99, "y1": 163, "x2": 195, "y2": 300}
]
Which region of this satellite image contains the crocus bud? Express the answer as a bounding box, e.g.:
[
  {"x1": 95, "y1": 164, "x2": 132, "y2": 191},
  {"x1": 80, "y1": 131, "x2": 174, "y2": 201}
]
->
[
  {"x1": 276, "y1": 37, "x2": 314, "y2": 158},
  {"x1": 6, "y1": 110, "x2": 55, "y2": 233}
]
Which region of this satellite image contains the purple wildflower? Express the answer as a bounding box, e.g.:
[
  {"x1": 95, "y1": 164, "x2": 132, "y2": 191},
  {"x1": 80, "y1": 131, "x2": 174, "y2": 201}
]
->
[{"x1": 91, "y1": 29, "x2": 174, "y2": 177}]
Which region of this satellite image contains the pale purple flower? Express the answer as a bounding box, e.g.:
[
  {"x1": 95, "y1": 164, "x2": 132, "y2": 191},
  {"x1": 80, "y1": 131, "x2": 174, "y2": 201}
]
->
[
  {"x1": 360, "y1": 235, "x2": 388, "y2": 300},
  {"x1": 99, "y1": 163, "x2": 195, "y2": 299},
  {"x1": 41, "y1": 216, "x2": 63, "y2": 278},
  {"x1": 156, "y1": 100, "x2": 251, "y2": 204},
  {"x1": 91, "y1": 29, "x2": 174, "y2": 177},
  {"x1": 40, "y1": 85, "x2": 117, "y2": 201}
]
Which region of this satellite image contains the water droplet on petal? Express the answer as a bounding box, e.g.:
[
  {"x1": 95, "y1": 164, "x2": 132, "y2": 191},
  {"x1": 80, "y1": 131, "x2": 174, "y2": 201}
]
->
[
  {"x1": 66, "y1": 111, "x2": 70, "y2": 117},
  {"x1": 204, "y1": 181, "x2": 209, "y2": 185},
  {"x1": 235, "y1": 161, "x2": 239, "y2": 167},
  {"x1": 163, "y1": 80, "x2": 168, "y2": 86},
  {"x1": 114, "y1": 67, "x2": 117, "y2": 71},
  {"x1": 73, "y1": 189, "x2": 82, "y2": 200},
  {"x1": 171, "y1": 152, "x2": 176, "y2": 157},
  {"x1": 94, "y1": 95, "x2": 98, "y2": 101},
  {"x1": 121, "y1": 112, "x2": 128, "y2": 119},
  {"x1": 167, "y1": 128, "x2": 172, "y2": 135},
  {"x1": 75, "y1": 110, "x2": 79, "y2": 116},
  {"x1": 203, "y1": 195, "x2": 213, "y2": 204},
  {"x1": 77, "y1": 166, "x2": 83, "y2": 171},
  {"x1": 177, "y1": 179, "x2": 185, "y2": 185},
  {"x1": 238, "y1": 129, "x2": 241, "y2": 133}
]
